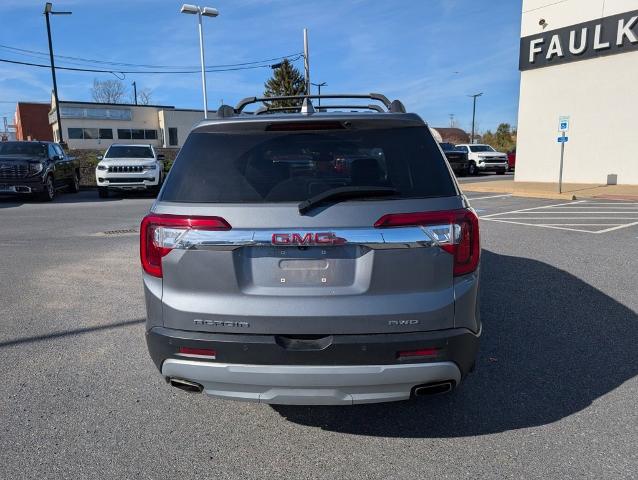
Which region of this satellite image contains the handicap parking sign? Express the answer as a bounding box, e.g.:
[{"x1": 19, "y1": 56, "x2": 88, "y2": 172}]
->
[{"x1": 559, "y1": 116, "x2": 570, "y2": 133}]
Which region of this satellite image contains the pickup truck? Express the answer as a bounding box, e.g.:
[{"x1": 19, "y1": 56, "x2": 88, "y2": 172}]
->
[
  {"x1": 0, "y1": 141, "x2": 80, "y2": 201},
  {"x1": 455, "y1": 144, "x2": 508, "y2": 175},
  {"x1": 439, "y1": 143, "x2": 470, "y2": 176}
]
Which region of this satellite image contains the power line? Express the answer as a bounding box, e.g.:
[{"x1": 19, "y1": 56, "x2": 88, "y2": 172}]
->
[
  {"x1": 0, "y1": 56, "x2": 304, "y2": 76},
  {"x1": 0, "y1": 44, "x2": 303, "y2": 71}
]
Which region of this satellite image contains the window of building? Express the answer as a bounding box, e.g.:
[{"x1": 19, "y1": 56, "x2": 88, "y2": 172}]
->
[
  {"x1": 83, "y1": 128, "x2": 99, "y2": 140},
  {"x1": 144, "y1": 129, "x2": 157, "y2": 140},
  {"x1": 131, "y1": 129, "x2": 145, "y2": 139},
  {"x1": 99, "y1": 129, "x2": 113, "y2": 139},
  {"x1": 60, "y1": 106, "x2": 132, "y2": 121},
  {"x1": 68, "y1": 127, "x2": 108, "y2": 140},
  {"x1": 168, "y1": 127, "x2": 178, "y2": 146},
  {"x1": 118, "y1": 129, "x2": 132, "y2": 140},
  {"x1": 68, "y1": 128, "x2": 83, "y2": 139},
  {"x1": 86, "y1": 108, "x2": 109, "y2": 119}
]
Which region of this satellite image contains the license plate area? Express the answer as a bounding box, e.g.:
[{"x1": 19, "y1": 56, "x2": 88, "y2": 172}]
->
[{"x1": 235, "y1": 245, "x2": 366, "y2": 290}]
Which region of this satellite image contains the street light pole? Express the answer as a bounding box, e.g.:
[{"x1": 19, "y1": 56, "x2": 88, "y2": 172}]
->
[
  {"x1": 44, "y1": 2, "x2": 71, "y2": 145},
  {"x1": 469, "y1": 92, "x2": 483, "y2": 144},
  {"x1": 196, "y1": 11, "x2": 208, "y2": 118},
  {"x1": 311, "y1": 82, "x2": 327, "y2": 106},
  {"x1": 181, "y1": 4, "x2": 219, "y2": 120},
  {"x1": 303, "y1": 28, "x2": 310, "y2": 95}
]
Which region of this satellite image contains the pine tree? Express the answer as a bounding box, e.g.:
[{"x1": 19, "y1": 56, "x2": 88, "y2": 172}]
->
[{"x1": 263, "y1": 59, "x2": 306, "y2": 108}]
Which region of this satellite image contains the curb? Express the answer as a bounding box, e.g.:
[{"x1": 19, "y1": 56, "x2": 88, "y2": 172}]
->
[{"x1": 462, "y1": 187, "x2": 577, "y2": 201}]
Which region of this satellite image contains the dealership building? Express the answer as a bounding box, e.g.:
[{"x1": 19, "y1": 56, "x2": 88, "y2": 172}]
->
[
  {"x1": 516, "y1": 0, "x2": 638, "y2": 185},
  {"x1": 48, "y1": 95, "x2": 215, "y2": 150}
]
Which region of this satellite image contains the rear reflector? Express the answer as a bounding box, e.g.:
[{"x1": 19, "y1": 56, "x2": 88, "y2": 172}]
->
[
  {"x1": 140, "y1": 214, "x2": 231, "y2": 278},
  {"x1": 397, "y1": 348, "x2": 439, "y2": 359},
  {"x1": 374, "y1": 209, "x2": 480, "y2": 276},
  {"x1": 177, "y1": 346, "x2": 217, "y2": 359}
]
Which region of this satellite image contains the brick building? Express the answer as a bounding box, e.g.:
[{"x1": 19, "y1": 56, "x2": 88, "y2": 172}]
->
[{"x1": 15, "y1": 102, "x2": 53, "y2": 141}]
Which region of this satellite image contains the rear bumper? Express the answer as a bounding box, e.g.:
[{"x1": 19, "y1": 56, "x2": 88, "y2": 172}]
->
[
  {"x1": 162, "y1": 359, "x2": 461, "y2": 405},
  {"x1": 147, "y1": 326, "x2": 479, "y2": 405}
]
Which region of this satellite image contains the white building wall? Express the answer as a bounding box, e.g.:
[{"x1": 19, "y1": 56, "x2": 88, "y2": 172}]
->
[
  {"x1": 159, "y1": 109, "x2": 213, "y2": 148},
  {"x1": 516, "y1": 0, "x2": 638, "y2": 185},
  {"x1": 52, "y1": 103, "x2": 163, "y2": 150}
]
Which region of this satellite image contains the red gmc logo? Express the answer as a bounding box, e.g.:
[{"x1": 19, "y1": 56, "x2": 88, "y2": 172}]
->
[{"x1": 271, "y1": 232, "x2": 337, "y2": 245}]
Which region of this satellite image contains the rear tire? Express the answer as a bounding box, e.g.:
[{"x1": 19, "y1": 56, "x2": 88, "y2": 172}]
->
[
  {"x1": 98, "y1": 187, "x2": 109, "y2": 198},
  {"x1": 38, "y1": 175, "x2": 55, "y2": 202},
  {"x1": 69, "y1": 170, "x2": 80, "y2": 193}
]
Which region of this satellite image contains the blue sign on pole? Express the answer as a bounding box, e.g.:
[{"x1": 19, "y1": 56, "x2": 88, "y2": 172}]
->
[{"x1": 557, "y1": 136, "x2": 569, "y2": 143}]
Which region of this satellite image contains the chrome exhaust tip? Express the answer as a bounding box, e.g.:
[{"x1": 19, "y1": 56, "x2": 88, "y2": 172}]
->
[
  {"x1": 412, "y1": 381, "x2": 454, "y2": 397},
  {"x1": 169, "y1": 377, "x2": 204, "y2": 393}
]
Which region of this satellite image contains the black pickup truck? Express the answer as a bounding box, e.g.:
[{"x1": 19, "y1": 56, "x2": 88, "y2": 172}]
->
[
  {"x1": 439, "y1": 142, "x2": 470, "y2": 177},
  {"x1": 0, "y1": 141, "x2": 80, "y2": 201}
]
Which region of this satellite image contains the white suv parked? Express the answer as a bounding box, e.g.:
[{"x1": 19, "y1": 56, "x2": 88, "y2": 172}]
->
[
  {"x1": 455, "y1": 144, "x2": 508, "y2": 176},
  {"x1": 95, "y1": 144, "x2": 164, "y2": 197}
]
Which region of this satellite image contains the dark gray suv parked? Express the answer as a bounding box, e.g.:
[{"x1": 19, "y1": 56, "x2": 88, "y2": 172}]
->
[{"x1": 141, "y1": 94, "x2": 480, "y2": 405}]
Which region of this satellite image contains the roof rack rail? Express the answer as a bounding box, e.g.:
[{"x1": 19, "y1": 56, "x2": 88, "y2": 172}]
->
[
  {"x1": 234, "y1": 93, "x2": 406, "y2": 114},
  {"x1": 254, "y1": 104, "x2": 386, "y2": 115}
]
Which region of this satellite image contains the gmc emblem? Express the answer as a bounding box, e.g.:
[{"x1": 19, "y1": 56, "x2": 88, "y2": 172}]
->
[{"x1": 272, "y1": 232, "x2": 337, "y2": 245}]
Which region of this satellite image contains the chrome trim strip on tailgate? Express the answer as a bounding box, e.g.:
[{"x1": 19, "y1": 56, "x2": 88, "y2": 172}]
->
[{"x1": 172, "y1": 226, "x2": 443, "y2": 251}]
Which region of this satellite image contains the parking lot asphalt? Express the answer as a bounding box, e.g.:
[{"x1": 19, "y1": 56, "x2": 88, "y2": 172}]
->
[{"x1": 1, "y1": 190, "x2": 637, "y2": 480}]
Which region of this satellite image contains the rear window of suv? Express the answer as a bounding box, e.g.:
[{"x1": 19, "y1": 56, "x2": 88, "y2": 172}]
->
[{"x1": 160, "y1": 126, "x2": 456, "y2": 203}]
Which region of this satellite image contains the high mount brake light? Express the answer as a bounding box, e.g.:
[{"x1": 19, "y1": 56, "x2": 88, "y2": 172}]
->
[
  {"x1": 265, "y1": 121, "x2": 345, "y2": 131},
  {"x1": 140, "y1": 214, "x2": 231, "y2": 278},
  {"x1": 374, "y1": 209, "x2": 480, "y2": 276}
]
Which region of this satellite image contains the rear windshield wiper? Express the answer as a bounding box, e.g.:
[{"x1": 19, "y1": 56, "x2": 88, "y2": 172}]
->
[{"x1": 298, "y1": 186, "x2": 398, "y2": 215}]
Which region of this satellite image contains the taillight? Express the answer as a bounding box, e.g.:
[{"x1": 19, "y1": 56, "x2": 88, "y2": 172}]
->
[
  {"x1": 140, "y1": 214, "x2": 231, "y2": 278},
  {"x1": 374, "y1": 209, "x2": 480, "y2": 276}
]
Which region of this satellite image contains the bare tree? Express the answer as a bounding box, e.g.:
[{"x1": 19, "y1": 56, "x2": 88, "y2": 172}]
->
[
  {"x1": 91, "y1": 79, "x2": 126, "y2": 103},
  {"x1": 137, "y1": 88, "x2": 153, "y2": 105}
]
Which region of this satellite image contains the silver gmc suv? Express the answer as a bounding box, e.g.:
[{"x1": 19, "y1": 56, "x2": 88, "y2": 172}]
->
[{"x1": 141, "y1": 93, "x2": 481, "y2": 405}]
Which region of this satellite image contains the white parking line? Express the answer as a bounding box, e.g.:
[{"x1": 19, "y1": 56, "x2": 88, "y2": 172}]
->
[
  {"x1": 481, "y1": 200, "x2": 585, "y2": 218},
  {"x1": 480, "y1": 200, "x2": 638, "y2": 234},
  {"x1": 466, "y1": 194, "x2": 512, "y2": 200},
  {"x1": 594, "y1": 221, "x2": 638, "y2": 234}
]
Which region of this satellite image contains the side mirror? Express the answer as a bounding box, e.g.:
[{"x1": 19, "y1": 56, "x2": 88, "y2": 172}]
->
[
  {"x1": 97, "y1": 155, "x2": 103, "y2": 161},
  {"x1": 157, "y1": 154, "x2": 165, "y2": 161}
]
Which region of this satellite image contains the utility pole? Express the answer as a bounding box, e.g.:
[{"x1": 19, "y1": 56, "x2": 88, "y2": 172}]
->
[
  {"x1": 132, "y1": 81, "x2": 138, "y2": 105},
  {"x1": 469, "y1": 92, "x2": 483, "y2": 144},
  {"x1": 311, "y1": 82, "x2": 327, "y2": 106},
  {"x1": 44, "y1": 3, "x2": 72, "y2": 145},
  {"x1": 303, "y1": 28, "x2": 310, "y2": 95},
  {"x1": 449, "y1": 113, "x2": 455, "y2": 128}
]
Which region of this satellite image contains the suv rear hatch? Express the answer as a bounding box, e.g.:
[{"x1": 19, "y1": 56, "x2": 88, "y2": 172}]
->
[{"x1": 143, "y1": 115, "x2": 477, "y2": 335}]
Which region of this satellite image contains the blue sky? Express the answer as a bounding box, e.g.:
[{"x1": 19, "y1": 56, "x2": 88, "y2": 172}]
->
[{"x1": 0, "y1": 0, "x2": 522, "y2": 133}]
